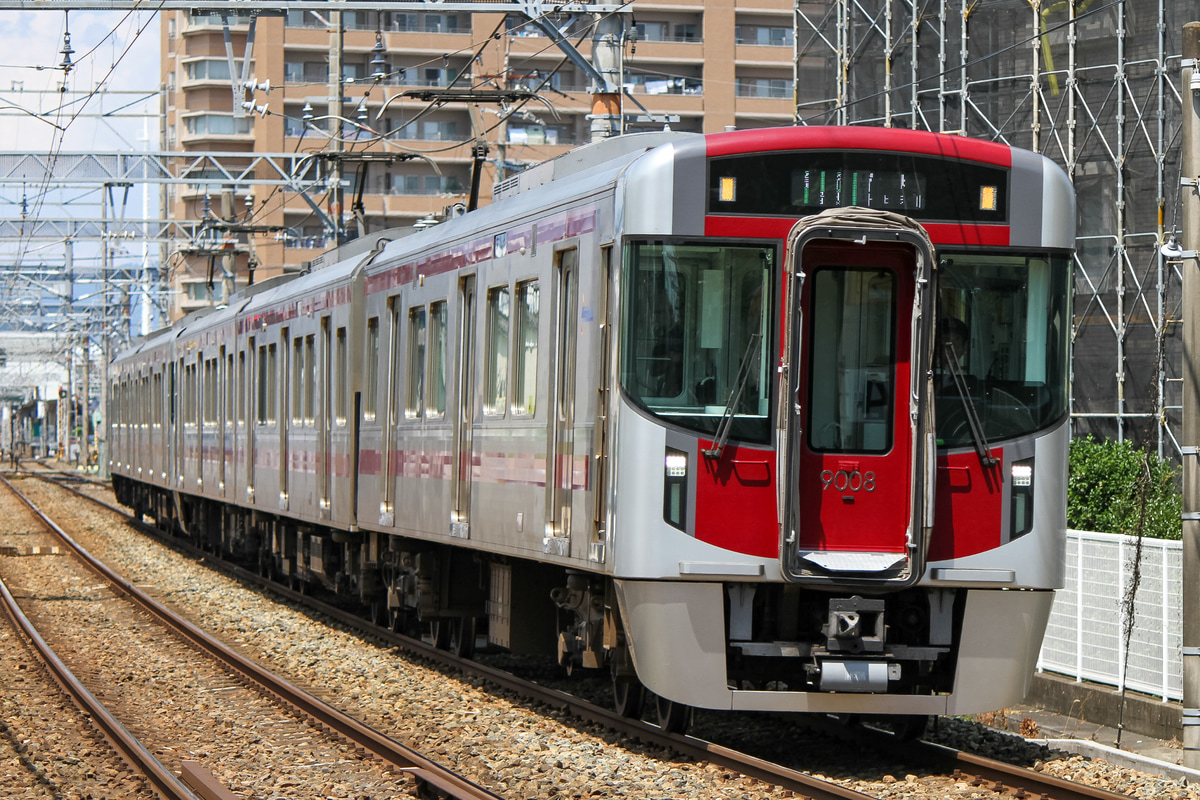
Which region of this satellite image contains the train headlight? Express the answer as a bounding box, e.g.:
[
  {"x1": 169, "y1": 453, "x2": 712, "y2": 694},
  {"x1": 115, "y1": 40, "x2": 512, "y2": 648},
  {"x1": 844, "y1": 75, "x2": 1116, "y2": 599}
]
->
[
  {"x1": 1010, "y1": 458, "x2": 1035, "y2": 540},
  {"x1": 665, "y1": 452, "x2": 688, "y2": 477},
  {"x1": 663, "y1": 448, "x2": 688, "y2": 531},
  {"x1": 1011, "y1": 462, "x2": 1032, "y2": 486}
]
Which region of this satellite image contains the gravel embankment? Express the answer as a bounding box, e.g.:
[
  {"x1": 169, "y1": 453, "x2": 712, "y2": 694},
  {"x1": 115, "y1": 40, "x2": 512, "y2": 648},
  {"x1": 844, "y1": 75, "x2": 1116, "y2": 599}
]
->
[{"x1": 17, "y1": 472, "x2": 1200, "y2": 800}]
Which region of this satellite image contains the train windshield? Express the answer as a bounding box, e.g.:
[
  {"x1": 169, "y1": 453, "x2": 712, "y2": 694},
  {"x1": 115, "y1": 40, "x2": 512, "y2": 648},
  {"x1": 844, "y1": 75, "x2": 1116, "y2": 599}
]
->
[
  {"x1": 620, "y1": 240, "x2": 775, "y2": 445},
  {"x1": 935, "y1": 252, "x2": 1071, "y2": 447}
]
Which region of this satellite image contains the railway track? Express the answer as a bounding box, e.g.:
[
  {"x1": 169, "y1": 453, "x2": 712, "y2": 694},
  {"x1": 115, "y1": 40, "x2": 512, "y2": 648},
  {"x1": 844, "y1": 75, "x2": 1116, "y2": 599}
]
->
[
  {"x1": 0, "y1": 471, "x2": 502, "y2": 800},
  {"x1": 21, "y1": 466, "x2": 1166, "y2": 800}
]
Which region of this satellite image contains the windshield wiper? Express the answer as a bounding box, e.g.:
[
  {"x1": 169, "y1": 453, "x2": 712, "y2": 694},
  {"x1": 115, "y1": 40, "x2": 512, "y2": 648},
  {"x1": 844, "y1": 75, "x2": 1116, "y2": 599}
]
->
[
  {"x1": 703, "y1": 333, "x2": 762, "y2": 460},
  {"x1": 943, "y1": 343, "x2": 998, "y2": 468}
]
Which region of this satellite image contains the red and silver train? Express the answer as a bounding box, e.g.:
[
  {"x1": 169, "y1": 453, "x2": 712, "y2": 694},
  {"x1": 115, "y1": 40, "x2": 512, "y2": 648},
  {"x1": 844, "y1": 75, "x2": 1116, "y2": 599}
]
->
[{"x1": 110, "y1": 126, "x2": 1073, "y2": 731}]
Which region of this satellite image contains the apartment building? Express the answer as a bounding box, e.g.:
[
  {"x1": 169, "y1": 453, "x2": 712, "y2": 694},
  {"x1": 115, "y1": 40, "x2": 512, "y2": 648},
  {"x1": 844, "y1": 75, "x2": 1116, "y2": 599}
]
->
[{"x1": 160, "y1": 0, "x2": 798, "y2": 317}]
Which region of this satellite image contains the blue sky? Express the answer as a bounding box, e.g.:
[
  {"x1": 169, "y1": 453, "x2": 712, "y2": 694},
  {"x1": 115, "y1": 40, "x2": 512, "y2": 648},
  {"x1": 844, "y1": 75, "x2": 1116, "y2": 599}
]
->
[{"x1": 0, "y1": 10, "x2": 161, "y2": 151}]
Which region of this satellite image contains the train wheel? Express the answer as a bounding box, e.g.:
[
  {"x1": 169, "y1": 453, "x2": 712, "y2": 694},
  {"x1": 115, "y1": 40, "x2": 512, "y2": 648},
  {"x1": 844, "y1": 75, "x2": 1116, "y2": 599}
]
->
[
  {"x1": 888, "y1": 715, "x2": 929, "y2": 741},
  {"x1": 430, "y1": 619, "x2": 451, "y2": 650},
  {"x1": 368, "y1": 599, "x2": 388, "y2": 627},
  {"x1": 611, "y1": 669, "x2": 645, "y2": 720},
  {"x1": 449, "y1": 617, "x2": 476, "y2": 659},
  {"x1": 389, "y1": 609, "x2": 417, "y2": 637},
  {"x1": 654, "y1": 695, "x2": 691, "y2": 734}
]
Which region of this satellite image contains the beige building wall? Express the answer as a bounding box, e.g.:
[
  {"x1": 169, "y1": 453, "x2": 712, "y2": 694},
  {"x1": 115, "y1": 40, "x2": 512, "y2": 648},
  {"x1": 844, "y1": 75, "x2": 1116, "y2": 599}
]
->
[{"x1": 160, "y1": 1, "x2": 794, "y2": 318}]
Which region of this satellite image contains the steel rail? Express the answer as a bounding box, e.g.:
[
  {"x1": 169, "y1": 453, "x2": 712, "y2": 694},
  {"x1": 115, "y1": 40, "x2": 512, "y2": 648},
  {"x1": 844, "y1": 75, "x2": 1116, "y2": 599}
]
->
[
  {"x1": 0, "y1": 475, "x2": 200, "y2": 800},
  {"x1": 914, "y1": 741, "x2": 1140, "y2": 800},
  {"x1": 9, "y1": 473, "x2": 503, "y2": 800}
]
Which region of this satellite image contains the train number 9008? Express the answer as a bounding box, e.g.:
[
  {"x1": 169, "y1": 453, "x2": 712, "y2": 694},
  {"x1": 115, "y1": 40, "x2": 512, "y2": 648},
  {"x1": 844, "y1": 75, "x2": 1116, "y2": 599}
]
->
[{"x1": 820, "y1": 469, "x2": 876, "y2": 493}]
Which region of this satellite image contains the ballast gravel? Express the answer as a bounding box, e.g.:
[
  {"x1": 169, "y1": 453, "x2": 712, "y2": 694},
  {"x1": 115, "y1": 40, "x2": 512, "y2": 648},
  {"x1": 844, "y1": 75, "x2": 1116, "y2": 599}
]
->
[{"x1": 11, "y1": 472, "x2": 1200, "y2": 800}]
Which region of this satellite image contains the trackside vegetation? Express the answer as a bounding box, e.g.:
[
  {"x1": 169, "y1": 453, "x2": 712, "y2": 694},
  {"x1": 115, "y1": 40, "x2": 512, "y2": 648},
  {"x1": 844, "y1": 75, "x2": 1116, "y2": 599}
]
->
[{"x1": 1067, "y1": 435, "x2": 1181, "y2": 540}]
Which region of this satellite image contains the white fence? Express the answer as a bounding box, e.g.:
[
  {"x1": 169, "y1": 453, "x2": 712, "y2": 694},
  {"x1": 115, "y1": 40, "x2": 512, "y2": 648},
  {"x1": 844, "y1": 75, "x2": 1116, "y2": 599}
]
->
[{"x1": 1036, "y1": 529, "x2": 1182, "y2": 701}]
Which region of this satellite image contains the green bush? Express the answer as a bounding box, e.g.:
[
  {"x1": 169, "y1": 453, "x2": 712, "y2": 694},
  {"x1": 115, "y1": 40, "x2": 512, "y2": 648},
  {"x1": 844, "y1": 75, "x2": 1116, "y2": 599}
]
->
[{"x1": 1067, "y1": 436, "x2": 1181, "y2": 540}]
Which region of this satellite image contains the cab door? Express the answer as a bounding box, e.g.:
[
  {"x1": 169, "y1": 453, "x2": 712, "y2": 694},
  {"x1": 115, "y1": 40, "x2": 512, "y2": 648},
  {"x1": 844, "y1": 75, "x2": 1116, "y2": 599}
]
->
[{"x1": 780, "y1": 213, "x2": 935, "y2": 588}]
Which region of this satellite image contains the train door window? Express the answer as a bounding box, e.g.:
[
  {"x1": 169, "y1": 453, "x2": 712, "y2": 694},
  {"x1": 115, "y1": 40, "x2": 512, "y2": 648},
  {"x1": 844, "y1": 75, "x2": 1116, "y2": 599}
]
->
[
  {"x1": 428, "y1": 301, "x2": 447, "y2": 418},
  {"x1": 188, "y1": 360, "x2": 198, "y2": 427},
  {"x1": 153, "y1": 373, "x2": 162, "y2": 428},
  {"x1": 292, "y1": 337, "x2": 305, "y2": 424},
  {"x1": 512, "y1": 280, "x2": 539, "y2": 416},
  {"x1": 206, "y1": 358, "x2": 218, "y2": 424},
  {"x1": 236, "y1": 351, "x2": 246, "y2": 425},
  {"x1": 169, "y1": 361, "x2": 177, "y2": 426},
  {"x1": 806, "y1": 268, "x2": 896, "y2": 453},
  {"x1": 406, "y1": 305, "x2": 426, "y2": 418},
  {"x1": 335, "y1": 326, "x2": 348, "y2": 425},
  {"x1": 200, "y1": 359, "x2": 208, "y2": 424},
  {"x1": 485, "y1": 285, "x2": 510, "y2": 416},
  {"x1": 226, "y1": 352, "x2": 233, "y2": 427},
  {"x1": 267, "y1": 343, "x2": 278, "y2": 424},
  {"x1": 364, "y1": 317, "x2": 380, "y2": 421},
  {"x1": 257, "y1": 344, "x2": 268, "y2": 424},
  {"x1": 388, "y1": 301, "x2": 404, "y2": 427},
  {"x1": 304, "y1": 335, "x2": 316, "y2": 424},
  {"x1": 194, "y1": 360, "x2": 202, "y2": 427},
  {"x1": 557, "y1": 252, "x2": 578, "y2": 421}
]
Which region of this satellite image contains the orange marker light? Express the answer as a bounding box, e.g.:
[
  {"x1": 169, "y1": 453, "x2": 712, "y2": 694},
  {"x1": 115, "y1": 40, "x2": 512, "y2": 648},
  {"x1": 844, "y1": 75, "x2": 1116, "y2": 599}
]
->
[
  {"x1": 719, "y1": 176, "x2": 736, "y2": 202},
  {"x1": 979, "y1": 185, "x2": 997, "y2": 211}
]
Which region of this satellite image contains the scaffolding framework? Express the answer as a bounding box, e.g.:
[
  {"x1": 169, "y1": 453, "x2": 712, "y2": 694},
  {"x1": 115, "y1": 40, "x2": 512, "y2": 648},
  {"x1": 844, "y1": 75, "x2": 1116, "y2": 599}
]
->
[{"x1": 796, "y1": 0, "x2": 1186, "y2": 456}]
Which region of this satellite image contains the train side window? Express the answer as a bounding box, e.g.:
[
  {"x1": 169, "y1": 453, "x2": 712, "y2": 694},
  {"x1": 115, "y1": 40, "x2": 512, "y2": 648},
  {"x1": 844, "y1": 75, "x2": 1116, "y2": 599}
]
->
[
  {"x1": 406, "y1": 305, "x2": 426, "y2": 418},
  {"x1": 304, "y1": 334, "x2": 316, "y2": 424},
  {"x1": 335, "y1": 327, "x2": 348, "y2": 425},
  {"x1": 428, "y1": 301, "x2": 447, "y2": 417},
  {"x1": 512, "y1": 280, "x2": 539, "y2": 416},
  {"x1": 485, "y1": 285, "x2": 510, "y2": 416},
  {"x1": 364, "y1": 317, "x2": 380, "y2": 422}
]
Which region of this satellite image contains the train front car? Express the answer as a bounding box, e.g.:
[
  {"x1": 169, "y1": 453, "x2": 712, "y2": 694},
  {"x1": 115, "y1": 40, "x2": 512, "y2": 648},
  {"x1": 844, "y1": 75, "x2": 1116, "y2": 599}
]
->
[{"x1": 609, "y1": 127, "x2": 1073, "y2": 727}]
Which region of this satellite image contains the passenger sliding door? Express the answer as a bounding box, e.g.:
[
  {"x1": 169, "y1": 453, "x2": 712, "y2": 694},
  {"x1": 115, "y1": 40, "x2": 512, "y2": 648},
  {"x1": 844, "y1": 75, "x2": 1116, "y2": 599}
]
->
[
  {"x1": 781, "y1": 215, "x2": 934, "y2": 588},
  {"x1": 450, "y1": 275, "x2": 476, "y2": 538},
  {"x1": 544, "y1": 247, "x2": 578, "y2": 556}
]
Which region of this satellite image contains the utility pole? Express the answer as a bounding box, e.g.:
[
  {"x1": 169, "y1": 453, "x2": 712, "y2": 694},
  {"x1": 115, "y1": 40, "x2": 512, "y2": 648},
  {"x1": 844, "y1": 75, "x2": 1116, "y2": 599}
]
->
[
  {"x1": 328, "y1": 12, "x2": 345, "y2": 245},
  {"x1": 1181, "y1": 20, "x2": 1200, "y2": 771},
  {"x1": 589, "y1": 14, "x2": 624, "y2": 142},
  {"x1": 99, "y1": 186, "x2": 110, "y2": 480}
]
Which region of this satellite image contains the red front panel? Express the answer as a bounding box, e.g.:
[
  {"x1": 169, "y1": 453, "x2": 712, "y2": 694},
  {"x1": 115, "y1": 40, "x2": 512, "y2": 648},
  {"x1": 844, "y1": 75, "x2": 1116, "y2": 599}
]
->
[
  {"x1": 927, "y1": 449, "x2": 1004, "y2": 561},
  {"x1": 694, "y1": 443, "x2": 779, "y2": 559}
]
